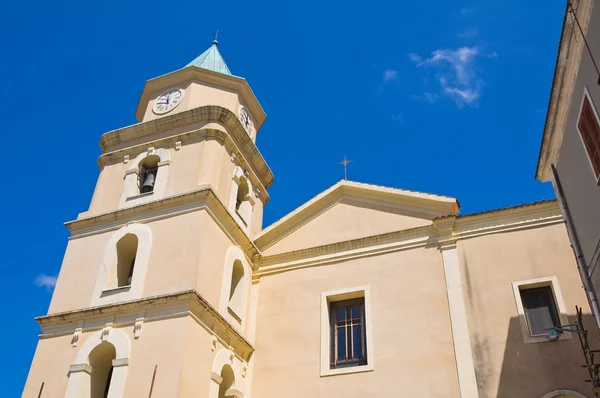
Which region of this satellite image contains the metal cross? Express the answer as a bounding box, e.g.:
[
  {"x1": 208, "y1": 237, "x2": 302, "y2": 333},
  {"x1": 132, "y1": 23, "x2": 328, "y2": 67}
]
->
[
  {"x1": 213, "y1": 30, "x2": 221, "y2": 42},
  {"x1": 338, "y1": 156, "x2": 353, "y2": 181}
]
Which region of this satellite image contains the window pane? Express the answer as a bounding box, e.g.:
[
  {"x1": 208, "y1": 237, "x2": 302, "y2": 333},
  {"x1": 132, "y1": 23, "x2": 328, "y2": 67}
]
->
[
  {"x1": 336, "y1": 306, "x2": 346, "y2": 322},
  {"x1": 351, "y1": 304, "x2": 362, "y2": 319},
  {"x1": 352, "y1": 324, "x2": 363, "y2": 360},
  {"x1": 520, "y1": 287, "x2": 560, "y2": 336},
  {"x1": 337, "y1": 326, "x2": 347, "y2": 361}
]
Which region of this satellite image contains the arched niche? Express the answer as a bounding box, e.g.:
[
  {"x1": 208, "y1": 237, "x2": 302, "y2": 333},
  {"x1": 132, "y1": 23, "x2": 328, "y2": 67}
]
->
[
  {"x1": 219, "y1": 246, "x2": 251, "y2": 329},
  {"x1": 91, "y1": 223, "x2": 152, "y2": 306},
  {"x1": 65, "y1": 328, "x2": 131, "y2": 398},
  {"x1": 118, "y1": 148, "x2": 171, "y2": 209}
]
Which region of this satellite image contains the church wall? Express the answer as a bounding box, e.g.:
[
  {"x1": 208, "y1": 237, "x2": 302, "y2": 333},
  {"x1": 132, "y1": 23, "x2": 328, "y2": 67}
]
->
[
  {"x1": 458, "y1": 223, "x2": 596, "y2": 397},
  {"x1": 251, "y1": 246, "x2": 461, "y2": 397},
  {"x1": 261, "y1": 199, "x2": 433, "y2": 255}
]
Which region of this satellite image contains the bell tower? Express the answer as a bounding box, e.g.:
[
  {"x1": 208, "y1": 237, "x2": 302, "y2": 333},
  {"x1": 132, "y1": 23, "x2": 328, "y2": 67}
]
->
[{"x1": 23, "y1": 41, "x2": 273, "y2": 398}]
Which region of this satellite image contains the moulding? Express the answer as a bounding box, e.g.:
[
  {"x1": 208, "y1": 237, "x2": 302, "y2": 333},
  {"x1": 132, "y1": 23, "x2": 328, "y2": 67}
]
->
[
  {"x1": 134, "y1": 66, "x2": 266, "y2": 129},
  {"x1": 255, "y1": 180, "x2": 458, "y2": 251},
  {"x1": 64, "y1": 186, "x2": 260, "y2": 260},
  {"x1": 35, "y1": 290, "x2": 255, "y2": 362},
  {"x1": 536, "y1": 0, "x2": 594, "y2": 181},
  {"x1": 256, "y1": 201, "x2": 563, "y2": 277},
  {"x1": 99, "y1": 127, "x2": 269, "y2": 204},
  {"x1": 99, "y1": 105, "x2": 273, "y2": 192}
]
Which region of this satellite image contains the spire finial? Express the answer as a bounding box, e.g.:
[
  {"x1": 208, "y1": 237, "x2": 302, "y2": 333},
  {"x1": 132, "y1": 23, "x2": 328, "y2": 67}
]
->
[{"x1": 212, "y1": 30, "x2": 220, "y2": 45}]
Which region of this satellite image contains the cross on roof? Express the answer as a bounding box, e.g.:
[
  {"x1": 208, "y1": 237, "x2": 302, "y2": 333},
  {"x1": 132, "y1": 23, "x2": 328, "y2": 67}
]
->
[{"x1": 338, "y1": 156, "x2": 353, "y2": 181}]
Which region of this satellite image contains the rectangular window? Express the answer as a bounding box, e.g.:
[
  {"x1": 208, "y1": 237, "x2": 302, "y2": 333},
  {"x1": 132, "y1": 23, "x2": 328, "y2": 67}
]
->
[
  {"x1": 519, "y1": 286, "x2": 560, "y2": 336},
  {"x1": 320, "y1": 286, "x2": 374, "y2": 376},
  {"x1": 330, "y1": 298, "x2": 367, "y2": 369},
  {"x1": 578, "y1": 93, "x2": 600, "y2": 179}
]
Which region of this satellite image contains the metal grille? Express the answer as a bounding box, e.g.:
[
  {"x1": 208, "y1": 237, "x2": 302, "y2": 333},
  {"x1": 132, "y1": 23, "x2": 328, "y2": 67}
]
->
[{"x1": 330, "y1": 298, "x2": 367, "y2": 369}]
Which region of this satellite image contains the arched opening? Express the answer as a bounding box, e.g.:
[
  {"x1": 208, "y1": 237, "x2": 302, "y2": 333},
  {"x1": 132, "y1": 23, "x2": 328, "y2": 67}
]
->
[
  {"x1": 228, "y1": 260, "x2": 245, "y2": 321},
  {"x1": 89, "y1": 342, "x2": 116, "y2": 398},
  {"x1": 217, "y1": 364, "x2": 235, "y2": 398},
  {"x1": 235, "y1": 177, "x2": 252, "y2": 224},
  {"x1": 139, "y1": 155, "x2": 160, "y2": 194},
  {"x1": 107, "y1": 233, "x2": 138, "y2": 289}
]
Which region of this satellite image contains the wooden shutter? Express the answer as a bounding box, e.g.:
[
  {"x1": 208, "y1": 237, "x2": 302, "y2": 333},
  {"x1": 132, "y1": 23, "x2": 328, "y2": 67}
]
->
[
  {"x1": 578, "y1": 96, "x2": 600, "y2": 178},
  {"x1": 520, "y1": 286, "x2": 560, "y2": 336}
]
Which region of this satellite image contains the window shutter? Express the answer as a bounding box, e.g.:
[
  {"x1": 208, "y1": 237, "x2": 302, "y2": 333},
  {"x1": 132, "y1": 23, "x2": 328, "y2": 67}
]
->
[
  {"x1": 578, "y1": 96, "x2": 600, "y2": 178},
  {"x1": 520, "y1": 287, "x2": 560, "y2": 336}
]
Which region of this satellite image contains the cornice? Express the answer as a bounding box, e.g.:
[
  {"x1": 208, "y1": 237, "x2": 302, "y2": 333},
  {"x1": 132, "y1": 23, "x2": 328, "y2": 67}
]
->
[
  {"x1": 98, "y1": 126, "x2": 270, "y2": 203},
  {"x1": 134, "y1": 66, "x2": 266, "y2": 129},
  {"x1": 100, "y1": 105, "x2": 274, "y2": 190},
  {"x1": 536, "y1": 0, "x2": 593, "y2": 181},
  {"x1": 65, "y1": 186, "x2": 260, "y2": 260},
  {"x1": 255, "y1": 201, "x2": 564, "y2": 277},
  {"x1": 35, "y1": 290, "x2": 254, "y2": 362},
  {"x1": 255, "y1": 180, "x2": 459, "y2": 252}
]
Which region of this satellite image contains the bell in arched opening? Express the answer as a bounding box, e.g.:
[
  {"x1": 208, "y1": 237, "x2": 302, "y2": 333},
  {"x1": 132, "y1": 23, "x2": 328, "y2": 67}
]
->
[{"x1": 138, "y1": 155, "x2": 160, "y2": 194}]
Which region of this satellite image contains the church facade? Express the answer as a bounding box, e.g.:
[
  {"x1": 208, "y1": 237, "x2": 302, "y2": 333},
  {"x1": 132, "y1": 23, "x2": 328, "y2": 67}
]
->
[{"x1": 22, "y1": 41, "x2": 598, "y2": 398}]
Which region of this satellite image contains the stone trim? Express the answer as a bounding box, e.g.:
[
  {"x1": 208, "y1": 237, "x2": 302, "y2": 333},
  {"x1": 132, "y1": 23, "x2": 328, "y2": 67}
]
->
[
  {"x1": 319, "y1": 286, "x2": 374, "y2": 377},
  {"x1": 511, "y1": 276, "x2": 572, "y2": 344},
  {"x1": 536, "y1": 0, "x2": 594, "y2": 181},
  {"x1": 256, "y1": 201, "x2": 563, "y2": 278},
  {"x1": 99, "y1": 105, "x2": 273, "y2": 192},
  {"x1": 68, "y1": 363, "x2": 92, "y2": 375},
  {"x1": 35, "y1": 290, "x2": 254, "y2": 362},
  {"x1": 211, "y1": 372, "x2": 223, "y2": 385},
  {"x1": 112, "y1": 358, "x2": 129, "y2": 367},
  {"x1": 64, "y1": 186, "x2": 260, "y2": 261},
  {"x1": 440, "y1": 246, "x2": 479, "y2": 398}
]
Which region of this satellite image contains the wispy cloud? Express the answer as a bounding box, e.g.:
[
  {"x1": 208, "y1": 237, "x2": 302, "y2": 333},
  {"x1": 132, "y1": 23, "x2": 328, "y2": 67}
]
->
[
  {"x1": 34, "y1": 274, "x2": 57, "y2": 291},
  {"x1": 457, "y1": 29, "x2": 479, "y2": 39},
  {"x1": 410, "y1": 93, "x2": 438, "y2": 104},
  {"x1": 408, "y1": 53, "x2": 422, "y2": 63},
  {"x1": 383, "y1": 69, "x2": 399, "y2": 82},
  {"x1": 392, "y1": 113, "x2": 406, "y2": 124},
  {"x1": 408, "y1": 46, "x2": 493, "y2": 107}
]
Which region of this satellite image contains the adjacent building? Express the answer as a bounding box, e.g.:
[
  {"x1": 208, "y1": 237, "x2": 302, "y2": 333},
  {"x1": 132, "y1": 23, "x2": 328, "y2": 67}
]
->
[
  {"x1": 536, "y1": 0, "x2": 600, "y2": 334},
  {"x1": 22, "y1": 38, "x2": 598, "y2": 397}
]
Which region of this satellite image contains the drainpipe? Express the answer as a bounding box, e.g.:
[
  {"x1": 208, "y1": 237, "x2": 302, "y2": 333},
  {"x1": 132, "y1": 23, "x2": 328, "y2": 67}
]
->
[{"x1": 551, "y1": 164, "x2": 600, "y2": 333}]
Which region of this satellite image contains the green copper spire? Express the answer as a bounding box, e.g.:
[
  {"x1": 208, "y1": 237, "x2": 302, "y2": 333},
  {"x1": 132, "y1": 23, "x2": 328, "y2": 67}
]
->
[{"x1": 185, "y1": 40, "x2": 232, "y2": 75}]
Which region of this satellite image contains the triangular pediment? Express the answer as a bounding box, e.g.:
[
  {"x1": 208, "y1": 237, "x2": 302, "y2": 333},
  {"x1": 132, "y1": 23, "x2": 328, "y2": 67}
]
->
[{"x1": 255, "y1": 180, "x2": 459, "y2": 255}]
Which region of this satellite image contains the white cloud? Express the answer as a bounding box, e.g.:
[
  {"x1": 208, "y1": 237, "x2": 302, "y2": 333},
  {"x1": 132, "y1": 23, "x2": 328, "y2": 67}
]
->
[
  {"x1": 410, "y1": 93, "x2": 438, "y2": 104},
  {"x1": 410, "y1": 46, "x2": 491, "y2": 107},
  {"x1": 408, "y1": 53, "x2": 422, "y2": 63},
  {"x1": 383, "y1": 69, "x2": 399, "y2": 82},
  {"x1": 34, "y1": 274, "x2": 57, "y2": 290}
]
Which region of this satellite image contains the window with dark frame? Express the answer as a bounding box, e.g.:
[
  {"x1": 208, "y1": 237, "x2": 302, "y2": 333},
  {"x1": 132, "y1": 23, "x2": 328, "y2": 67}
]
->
[
  {"x1": 330, "y1": 298, "x2": 367, "y2": 369},
  {"x1": 519, "y1": 286, "x2": 561, "y2": 336},
  {"x1": 578, "y1": 95, "x2": 600, "y2": 179}
]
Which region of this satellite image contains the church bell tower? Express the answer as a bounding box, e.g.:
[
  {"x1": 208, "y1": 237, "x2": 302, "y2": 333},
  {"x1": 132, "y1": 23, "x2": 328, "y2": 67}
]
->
[{"x1": 22, "y1": 40, "x2": 273, "y2": 398}]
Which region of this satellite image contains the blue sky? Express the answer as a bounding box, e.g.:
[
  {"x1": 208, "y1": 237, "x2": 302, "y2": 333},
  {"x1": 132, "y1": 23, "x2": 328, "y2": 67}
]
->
[{"x1": 0, "y1": 0, "x2": 563, "y2": 394}]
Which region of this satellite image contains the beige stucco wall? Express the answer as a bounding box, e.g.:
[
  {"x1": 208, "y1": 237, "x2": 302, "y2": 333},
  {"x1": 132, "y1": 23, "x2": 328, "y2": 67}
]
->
[
  {"x1": 262, "y1": 199, "x2": 433, "y2": 255},
  {"x1": 142, "y1": 79, "x2": 244, "y2": 125},
  {"x1": 50, "y1": 210, "x2": 231, "y2": 316},
  {"x1": 459, "y1": 223, "x2": 596, "y2": 397},
  {"x1": 252, "y1": 246, "x2": 460, "y2": 397},
  {"x1": 22, "y1": 316, "x2": 220, "y2": 398}
]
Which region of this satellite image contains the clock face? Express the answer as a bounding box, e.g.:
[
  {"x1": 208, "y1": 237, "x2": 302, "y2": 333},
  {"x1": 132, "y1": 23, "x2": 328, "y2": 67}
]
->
[
  {"x1": 239, "y1": 107, "x2": 254, "y2": 136},
  {"x1": 153, "y1": 88, "x2": 183, "y2": 115}
]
